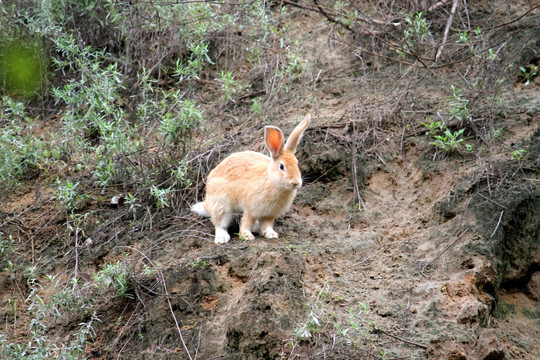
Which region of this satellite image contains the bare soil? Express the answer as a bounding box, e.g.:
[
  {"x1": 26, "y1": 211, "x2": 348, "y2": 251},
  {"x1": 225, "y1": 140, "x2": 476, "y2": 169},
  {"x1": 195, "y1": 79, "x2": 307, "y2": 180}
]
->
[{"x1": 1, "y1": 1, "x2": 539, "y2": 360}]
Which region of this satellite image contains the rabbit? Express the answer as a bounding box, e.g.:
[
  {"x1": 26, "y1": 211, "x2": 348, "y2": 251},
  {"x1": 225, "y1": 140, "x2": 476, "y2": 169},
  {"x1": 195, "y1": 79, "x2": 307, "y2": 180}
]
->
[{"x1": 191, "y1": 115, "x2": 310, "y2": 244}]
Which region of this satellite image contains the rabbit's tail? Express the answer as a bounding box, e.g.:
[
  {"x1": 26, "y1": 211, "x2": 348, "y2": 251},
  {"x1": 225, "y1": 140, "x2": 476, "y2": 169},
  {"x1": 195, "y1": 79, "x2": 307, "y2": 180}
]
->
[{"x1": 191, "y1": 202, "x2": 210, "y2": 217}]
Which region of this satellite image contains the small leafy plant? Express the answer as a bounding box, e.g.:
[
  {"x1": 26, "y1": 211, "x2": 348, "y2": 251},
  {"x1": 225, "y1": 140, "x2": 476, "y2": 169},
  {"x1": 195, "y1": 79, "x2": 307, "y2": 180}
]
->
[
  {"x1": 150, "y1": 185, "x2": 173, "y2": 209},
  {"x1": 421, "y1": 118, "x2": 445, "y2": 136},
  {"x1": 216, "y1": 70, "x2": 246, "y2": 103},
  {"x1": 0, "y1": 233, "x2": 16, "y2": 263},
  {"x1": 519, "y1": 65, "x2": 537, "y2": 86},
  {"x1": 430, "y1": 128, "x2": 465, "y2": 152},
  {"x1": 422, "y1": 119, "x2": 467, "y2": 153},
  {"x1": 511, "y1": 149, "x2": 526, "y2": 161},
  {"x1": 448, "y1": 85, "x2": 470, "y2": 121},
  {"x1": 402, "y1": 11, "x2": 433, "y2": 54}
]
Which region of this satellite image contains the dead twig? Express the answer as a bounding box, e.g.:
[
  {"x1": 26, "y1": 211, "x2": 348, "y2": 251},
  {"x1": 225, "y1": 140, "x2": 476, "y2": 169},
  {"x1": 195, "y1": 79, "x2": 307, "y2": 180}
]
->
[
  {"x1": 311, "y1": 0, "x2": 352, "y2": 32},
  {"x1": 490, "y1": 210, "x2": 504, "y2": 239},
  {"x1": 350, "y1": 125, "x2": 367, "y2": 211},
  {"x1": 375, "y1": 328, "x2": 428, "y2": 349},
  {"x1": 476, "y1": 193, "x2": 507, "y2": 210},
  {"x1": 427, "y1": 0, "x2": 453, "y2": 12},
  {"x1": 159, "y1": 269, "x2": 194, "y2": 360},
  {"x1": 435, "y1": 0, "x2": 459, "y2": 62}
]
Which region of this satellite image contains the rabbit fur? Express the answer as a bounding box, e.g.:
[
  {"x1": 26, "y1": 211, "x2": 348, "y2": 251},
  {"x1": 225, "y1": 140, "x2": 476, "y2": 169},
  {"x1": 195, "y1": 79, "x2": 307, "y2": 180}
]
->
[{"x1": 192, "y1": 115, "x2": 310, "y2": 244}]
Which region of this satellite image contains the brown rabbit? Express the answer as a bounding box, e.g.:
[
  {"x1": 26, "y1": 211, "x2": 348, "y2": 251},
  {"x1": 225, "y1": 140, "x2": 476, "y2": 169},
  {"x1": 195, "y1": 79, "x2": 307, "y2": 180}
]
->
[{"x1": 192, "y1": 115, "x2": 310, "y2": 244}]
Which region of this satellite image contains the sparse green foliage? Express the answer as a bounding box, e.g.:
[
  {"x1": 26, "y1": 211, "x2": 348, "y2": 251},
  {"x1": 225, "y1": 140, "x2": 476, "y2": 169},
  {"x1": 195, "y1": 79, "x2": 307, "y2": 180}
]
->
[
  {"x1": 289, "y1": 285, "x2": 384, "y2": 357},
  {"x1": 216, "y1": 70, "x2": 246, "y2": 103},
  {"x1": 334, "y1": 304, "x2": 378, "y2": 349},
  {"x1": 171, "y1": 161, "x2": 192, "y2": 187},
  {"x1": 250, "y1": 97, "x2": 264, "y2": 117},
  {"x1": 0, "y1": 98, "x2": 46, "y2": 190},
  {"x1": 486, "y1": 48, "x2": 498, "y2": 61},
  {"x1": 282, "y1": 45, "x2": 307, "y2": 82},
  {"x1": 403, "y1": 11, "x2": 432, "y2": 53},
  {"x1": 175, "y1": 40, "x2": 213, "y2": 82},
  {"x1": 0, "y1": 271, "x2": 98, "y2": 360},
  {"x1": 158, "y1": 99, "x2": 203, "y2": 145},
  {"x1": 56, "y1": 179, "x2": 88, "y2": 213},
  {"x1": 456, "y1": 29, "x2": 469, "y2": 44},
  {"x1": 448, "y1": 85, "x2": 470, "y2": 121},
  {"x1": 94, "y1": 261, "x2": 133, "y2": 299},
  {"x1": 294, "y1": 286, "x2": 327, "y2": 340},
  {"x1": 492, "y1": 127, "x2": 503, "y2": 140},
  {"x1": 0, "y1": 233, "x2": 16, "y2": 263},
  {"x1": 190, "y1": 258, "x2": 208, "y2": 269},
  {"x1": 421, "y1": 85, "x2": 473, "y2": 154}
]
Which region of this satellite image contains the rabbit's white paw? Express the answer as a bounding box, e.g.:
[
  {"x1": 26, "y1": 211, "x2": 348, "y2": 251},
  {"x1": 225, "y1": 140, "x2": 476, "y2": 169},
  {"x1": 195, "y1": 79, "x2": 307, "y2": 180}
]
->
[
  {"x1": 263, "y1": 228, "x2": 278, "y2": 239},
  {"x1": 240, "y1": 231, "x2": 255, "y2": 241},
  {"x1": 215, "y1": 228, "x2": 230, "y2": 244}
]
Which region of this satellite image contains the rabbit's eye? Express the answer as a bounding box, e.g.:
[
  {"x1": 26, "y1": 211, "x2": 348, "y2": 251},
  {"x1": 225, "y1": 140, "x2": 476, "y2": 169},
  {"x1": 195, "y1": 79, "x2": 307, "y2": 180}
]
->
[{"x1": 279, "y1": 163, "x2": 285, "y2": 172}]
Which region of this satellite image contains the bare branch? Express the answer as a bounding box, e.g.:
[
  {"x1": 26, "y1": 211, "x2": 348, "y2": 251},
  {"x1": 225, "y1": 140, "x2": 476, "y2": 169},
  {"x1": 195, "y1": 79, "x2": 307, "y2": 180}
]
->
[{"x1": 435, "y1": 0, "x2": 459, "y2": 62}]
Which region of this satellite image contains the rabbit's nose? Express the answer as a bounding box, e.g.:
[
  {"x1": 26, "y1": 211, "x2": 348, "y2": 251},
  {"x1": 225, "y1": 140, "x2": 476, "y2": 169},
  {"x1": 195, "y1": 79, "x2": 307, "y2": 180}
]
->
[{"x1": 291, "y1": 179, "x2": 300, "y2": 188}]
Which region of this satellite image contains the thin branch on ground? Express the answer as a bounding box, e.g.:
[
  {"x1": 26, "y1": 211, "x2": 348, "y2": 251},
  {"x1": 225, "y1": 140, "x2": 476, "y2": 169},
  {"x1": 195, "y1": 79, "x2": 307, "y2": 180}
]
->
[{"x1": 375, "y1": 327, "x2": 428, "y2": 349}]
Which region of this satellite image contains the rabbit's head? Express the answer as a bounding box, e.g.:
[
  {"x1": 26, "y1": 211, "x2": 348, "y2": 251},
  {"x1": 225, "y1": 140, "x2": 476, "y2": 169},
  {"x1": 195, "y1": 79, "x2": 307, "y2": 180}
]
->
[{"x1": 265, "y1": 115, "x2": 310, "y2": 190}]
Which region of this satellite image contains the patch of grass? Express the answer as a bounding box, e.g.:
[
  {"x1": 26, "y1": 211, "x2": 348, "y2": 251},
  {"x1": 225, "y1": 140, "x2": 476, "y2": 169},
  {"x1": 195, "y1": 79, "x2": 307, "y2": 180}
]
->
[
  {"x1": 0, "y1": 98, "x2": 47, "y2": 191},
  {"x1": 284, "y1": 284, "x2": 384, "y2": 358},
  {"x1": 0, "y1": 271, "x2": 99, "y2": 360},
  {"x1": 94, "y1": 261, "x2": 134, "y2": 299},
  {"x1": 56, "y1": 179, "x2": 88, "y2": 214}
]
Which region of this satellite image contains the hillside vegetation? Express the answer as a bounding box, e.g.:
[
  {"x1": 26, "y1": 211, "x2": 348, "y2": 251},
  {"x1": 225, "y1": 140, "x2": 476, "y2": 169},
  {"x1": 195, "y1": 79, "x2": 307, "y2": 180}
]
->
[{"x1": 1, "y1": 0, "x2": 539, "y2": 359}]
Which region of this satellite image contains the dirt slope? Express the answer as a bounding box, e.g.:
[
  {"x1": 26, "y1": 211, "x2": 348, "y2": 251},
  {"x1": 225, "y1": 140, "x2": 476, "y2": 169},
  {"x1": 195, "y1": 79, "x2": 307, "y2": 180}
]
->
[{"x1": 1, "y1": 1, "x2": 539, "y2": 359}]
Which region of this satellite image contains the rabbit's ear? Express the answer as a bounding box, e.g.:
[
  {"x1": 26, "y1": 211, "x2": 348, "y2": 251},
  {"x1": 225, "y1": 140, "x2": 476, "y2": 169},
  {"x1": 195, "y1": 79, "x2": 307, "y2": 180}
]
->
[
  {"x1": 265, "y1": 126, "x2": 284, "y2": 159},
  {"x1": 284, "y1": 114, "x2": 310, "y2": 153}
]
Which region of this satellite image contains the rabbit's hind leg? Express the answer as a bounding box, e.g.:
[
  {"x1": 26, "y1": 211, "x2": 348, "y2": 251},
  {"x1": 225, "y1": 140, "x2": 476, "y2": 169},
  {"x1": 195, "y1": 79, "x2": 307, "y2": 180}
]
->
[{"x1": 211, "y1": 213, "x2": 233, "y2": 244}]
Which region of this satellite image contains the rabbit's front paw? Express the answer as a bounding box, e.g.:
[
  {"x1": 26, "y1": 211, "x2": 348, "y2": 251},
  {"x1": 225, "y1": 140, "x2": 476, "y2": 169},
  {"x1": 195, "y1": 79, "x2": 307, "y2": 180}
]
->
[
  {"x1": 262, "y1": 228, "x2": 278, "y2": 239},
  {"x1": 240, "y1": 231, "x2": 255, "y2": 241},
  {"x1": 215, "y1": 228, "x2": 230, "y2": 244}
]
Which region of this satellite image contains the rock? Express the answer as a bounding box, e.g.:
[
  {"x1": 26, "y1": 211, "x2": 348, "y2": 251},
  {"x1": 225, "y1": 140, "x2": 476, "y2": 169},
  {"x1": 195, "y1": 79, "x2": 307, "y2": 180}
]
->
[
  {"x1": 526, "y1": 272, "x2": 540, "y2": 301},
  {"x1": 476, "y1": 329, "x2": 507, "y2": 360},
  {"x1": 447, "y1": 349, "x2": 467, "y2": 360},
  {"x1": 456, "y1": 298, "x2": 488, "y2": 325}
]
